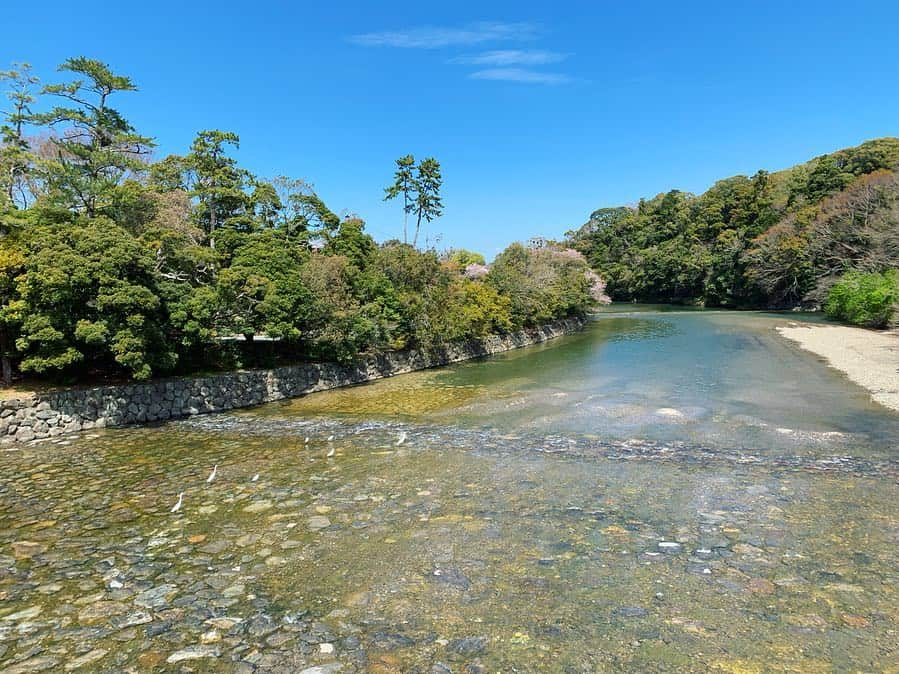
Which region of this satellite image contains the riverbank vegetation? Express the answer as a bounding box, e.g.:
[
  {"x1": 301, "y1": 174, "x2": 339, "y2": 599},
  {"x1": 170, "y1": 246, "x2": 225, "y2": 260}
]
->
[
  {"x1": 0, "y1": 58, "x2": 601, "y2": 385},
  {"x1": 825, "y1": 269, "x2": 899, "y2": 328},
  {"x1": 567, "y1": 138, "x2": 899, "y2": 324}
]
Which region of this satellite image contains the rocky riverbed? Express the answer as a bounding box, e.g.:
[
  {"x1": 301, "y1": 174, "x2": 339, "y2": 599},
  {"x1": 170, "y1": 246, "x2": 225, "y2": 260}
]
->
[{"x1": 1, "y1": 416, "x2": 897, "y2": 673}]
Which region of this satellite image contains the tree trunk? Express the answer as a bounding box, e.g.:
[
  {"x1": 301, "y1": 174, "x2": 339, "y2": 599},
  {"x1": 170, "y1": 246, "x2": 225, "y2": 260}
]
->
[
  {"x1": 403, "y1": 194, "x2": 408, "y2": 244},
  {"x1": 209, "y1": 199, "x2": 217, "y2": 249},
  {"x1": 0, "y1": 330, "x2": 12, "y2": 387},
  {"x1": 413, "y1": 210, "x2": 422, "y2": 249}
]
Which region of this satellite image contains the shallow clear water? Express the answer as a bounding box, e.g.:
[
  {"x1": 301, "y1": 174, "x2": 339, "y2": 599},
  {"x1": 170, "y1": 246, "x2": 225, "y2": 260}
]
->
[
  {"x1": 1, "y1": 308, "x2": 897, "y2": 673},
  {"x1": 284, "y1": 307, "x2": 899, "y2": 455}
]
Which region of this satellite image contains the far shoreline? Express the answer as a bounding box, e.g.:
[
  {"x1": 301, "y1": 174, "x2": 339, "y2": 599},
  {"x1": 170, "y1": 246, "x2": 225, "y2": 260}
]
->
[{"x1": 777, "y1": 323, "x2": 899, "y2": 413}]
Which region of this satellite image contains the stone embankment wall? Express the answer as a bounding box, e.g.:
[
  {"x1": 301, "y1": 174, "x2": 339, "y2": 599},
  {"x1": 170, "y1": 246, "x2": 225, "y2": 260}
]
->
[{"x1": 0, "y1": 318, "x2": 585, "y2": 445}]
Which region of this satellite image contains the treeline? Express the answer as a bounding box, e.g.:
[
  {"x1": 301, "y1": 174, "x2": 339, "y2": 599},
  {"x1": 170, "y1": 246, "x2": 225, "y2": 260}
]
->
[
  {"x1": 567, "y1": 138, "x2": 899, "y2": 324},
  {"x1": 0, "y1": 58, "x2": 602, "y2": 384}
]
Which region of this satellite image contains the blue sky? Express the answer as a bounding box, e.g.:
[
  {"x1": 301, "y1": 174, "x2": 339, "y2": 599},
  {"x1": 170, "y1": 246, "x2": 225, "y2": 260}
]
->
[{"x1": 4, "y1": 1, "x2": 899, "y2": 257}]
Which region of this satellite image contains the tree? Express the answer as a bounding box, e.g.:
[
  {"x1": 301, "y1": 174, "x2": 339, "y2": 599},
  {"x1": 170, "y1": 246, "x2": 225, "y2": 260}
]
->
[
  {"x1": 37, "y1": 57, "x2": 154, "y2": 217},
  {"x1": 0, "y1": 214, "x2": 24, "y2": 384},
  {"x1": 0, "y1": 63, "x2": 39, "y2": 209},
  {"x1": 249, "y1": 178, "x2": 282, "y2": 230},
  {"x1": 15, "y1": 217, "x2": 176, "y2": 380},
  {"x1": 384, "y1": 155, "x2": 443, "y2": 247},
  {"x1": 214, "y1": 230, "x2": 310, "y2": 341},
  {"x1": 412, "y1": 157, "x2": 443, "y2": 248},
  {"x1": 185, "y1": 130, "x2": 248, "y2": 246},
  {"x1": 742, "y1": 220, "x2": 814, "y2": 306},
  {"x1": 445, "y1": 248, "x2": 486, "y2": 267},
  {"x1": 487, "y1": 243, "x2": 596, "y2": 327},
  {"x1": 384, "y1": 154, "x2": 415, "y2": 244},
  {"x1": 826, "y1": 270, "x2": 899, "y2": 328},
  {"x1": 299, "y1": 253, "x2": 383, "y2": 362},
  {"x1": 325, "y1": 216, "x2": 377, "y2": 268}
]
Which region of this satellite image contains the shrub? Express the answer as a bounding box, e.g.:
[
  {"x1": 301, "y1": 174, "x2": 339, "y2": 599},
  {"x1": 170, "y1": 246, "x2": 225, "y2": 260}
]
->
[{"x1": 825, "y1": 269, "x2": 899, "y2": 328}]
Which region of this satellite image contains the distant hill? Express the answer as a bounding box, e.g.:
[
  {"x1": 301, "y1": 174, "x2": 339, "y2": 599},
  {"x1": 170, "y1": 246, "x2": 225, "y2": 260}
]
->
[{"x1": 566, "y1": 138, "x2": 899, "y2": 307}]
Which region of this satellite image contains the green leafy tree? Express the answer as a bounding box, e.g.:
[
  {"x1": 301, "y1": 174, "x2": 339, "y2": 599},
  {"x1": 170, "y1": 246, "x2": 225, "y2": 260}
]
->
[
  {"x1": 0, "y1": 63, "x2": 39, "y2": 209},
  {"x1": 215, "y1": 231, "x2": 310, "y2": 341},
  {"x1": 0, "y1": 216, "x2": 25, "y2": 384},
  {"x1": 249, "y1": 179, "x2": 282, "y2": 230},
  {"x1": 37, "y1": 57, "x2": 154, "y2": 217},
  {"x1": 299, "y1": 254, "x2": 384, "y2": 362},
  {"x1": 429, "y1": 278, "x2": 512, "y2": 341},
  {"x1": 384, "y1": 155, "x2": 443, "y2": 247},
  {"x1": 324, "y1": 216, "x2": 377, "y2": 268},
  {"x1": 826, "y1": 269, "x2": 899, "y2": 328},
  {"x1": 15, "y1": 217, "x2": 176, "y2": 380},
  {"x1": 384, "y1": 154, "x2": 415, "y2": 244},
  {"x1": 444, "y1": 248, "x2": 486, "y2": 267},
  {"x1": 411, "y1": 157, "x2": 443, "y2": 248},
  {"x1": 487, "y1": 243, "x2": 595, "y2": 327},
  {"x1": 185, "y1": 130, "x2": 249, "y2": 246}
]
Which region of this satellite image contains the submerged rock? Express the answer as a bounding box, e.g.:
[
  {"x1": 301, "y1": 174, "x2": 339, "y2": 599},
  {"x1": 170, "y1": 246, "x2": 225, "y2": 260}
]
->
[
  {"x1": 134, "y1": 583, "x2": 178, "y2": 609},
  {"x1": 430, "y1": 566, "x2": 472, "y2": 590},
  {"x1": 447, "y1": 635, "x2": 487, "y2": 655},
  {"x1": 299, "y1": 665, "x2": 342, "y2": 674},
  {"x1": 63, "y1": 648, "x2": 108, "y2": 671},
  {"x1": 2, "y1": 605, "x2": 43, "y2": 621},
  {"x1": 11, "y1": 541, "x2": 47, "y2": 559},
  {"x1": 371, "y1": 631, "x2": 416, "y2": 650},
  {"x1": 307, "y1": 515, "x2": 332, "y2": 531},
  {"x1": 657, "y1": 541, "x2": 682, "y2": 553},
  {"x1": 3, "y1": 656, "x2": 60, "y2": 673},
  {"x1": 166, "y1": 645, "x2": 221, "y2": 663}
]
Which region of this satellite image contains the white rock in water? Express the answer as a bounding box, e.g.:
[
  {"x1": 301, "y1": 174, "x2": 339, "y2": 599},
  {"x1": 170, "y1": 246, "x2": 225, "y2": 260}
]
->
[
  {"x1": 200, "y1": 628, "x2": 221, "y2": 644},
  {"x1": 205, "y1": 616, "x2": 242, "y2": 630},
  {"x1": 655, "y1": 408, "x2": 684, "y2": 418},
  {"x1": 307, "y1": 515, "x2": 331, "y2": 531},
  {"x1": 2, "y1": 605, "x2": 42, "y2": 621},
  {"x1": 658, "y1": 541, "x2": 683, "y2": 553},
  {"x1": 64, "y1": 648, "x2": 108, "y2": 671},
  {"x1": 166, "y1": 645, "x2": 220, "y2": 663},
  {"x1": 299, "y1": 664, "x2": 343, "y2": 674}
]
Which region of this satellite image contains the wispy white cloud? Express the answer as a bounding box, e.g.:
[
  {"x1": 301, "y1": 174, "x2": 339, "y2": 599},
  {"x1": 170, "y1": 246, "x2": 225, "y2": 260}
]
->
[
  {"x1": 469, "y1": 68, "x2": 573, "y2": 85},
  {"x1": 451, "y1": 49, "x2": 567, "y2": 66},
  {"x1": 348, "y1": 21, "x2": 538, "y2": 49}
]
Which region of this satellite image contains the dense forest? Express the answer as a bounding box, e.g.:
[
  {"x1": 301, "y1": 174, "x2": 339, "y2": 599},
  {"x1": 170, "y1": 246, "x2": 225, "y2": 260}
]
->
[
  {"x1": 567, "y1": 138, "x2": 899, "y2": 325},
  {"x1": 0, "y1": 58, "x2": 603, "y2": 385}
]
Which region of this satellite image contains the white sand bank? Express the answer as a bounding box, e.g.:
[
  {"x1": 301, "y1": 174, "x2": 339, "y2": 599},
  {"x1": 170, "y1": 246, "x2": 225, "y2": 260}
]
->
[{"x1": 777, "y1": 324, "x2": 899, "y2": 412}]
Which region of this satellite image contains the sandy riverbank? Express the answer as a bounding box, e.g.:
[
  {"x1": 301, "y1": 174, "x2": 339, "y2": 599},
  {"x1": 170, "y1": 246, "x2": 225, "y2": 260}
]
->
[{"x1": 777, "y1": 323, "x2": 899, "y2": 412}]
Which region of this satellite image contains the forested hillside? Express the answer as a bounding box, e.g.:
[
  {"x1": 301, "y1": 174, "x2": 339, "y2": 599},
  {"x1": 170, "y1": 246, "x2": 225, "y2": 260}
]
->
[
  {"x1": 567, "y1": 138, "x2": 899, "y2": 316},
  {"x1": 0, "y1": 58, "x2": 601, "y2": 385}
]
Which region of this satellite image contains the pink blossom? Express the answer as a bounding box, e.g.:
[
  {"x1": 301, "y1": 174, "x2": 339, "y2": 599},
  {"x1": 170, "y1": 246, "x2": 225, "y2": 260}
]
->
[{"x1": 463, "y1": 263, "x2": 490, "y2": 279}]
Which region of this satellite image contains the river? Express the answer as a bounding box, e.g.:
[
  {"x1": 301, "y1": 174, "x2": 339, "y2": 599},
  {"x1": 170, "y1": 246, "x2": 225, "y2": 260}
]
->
[{"x1": 1, "y1": 307, "x2": 897, "y2": 672}]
